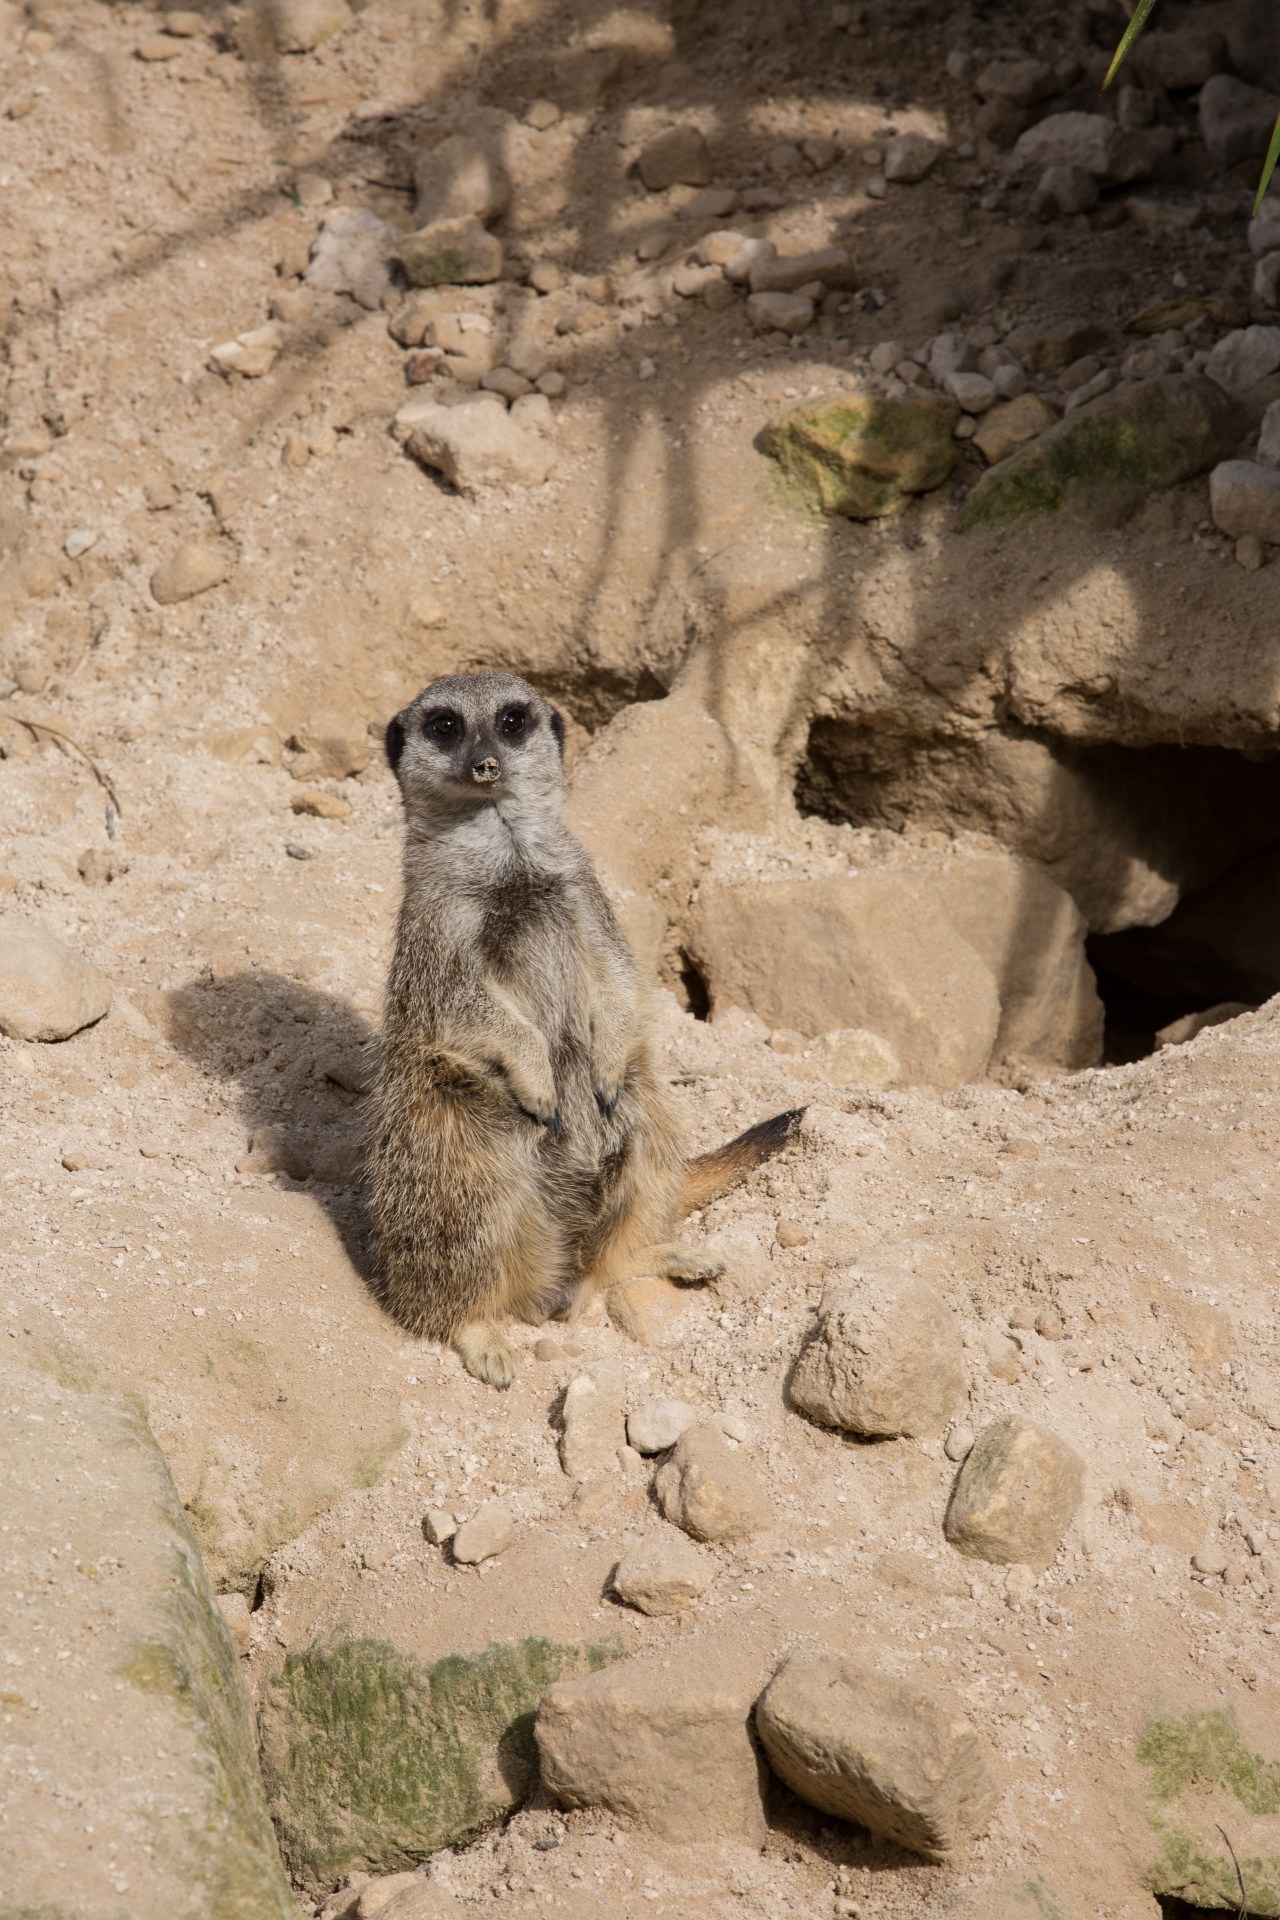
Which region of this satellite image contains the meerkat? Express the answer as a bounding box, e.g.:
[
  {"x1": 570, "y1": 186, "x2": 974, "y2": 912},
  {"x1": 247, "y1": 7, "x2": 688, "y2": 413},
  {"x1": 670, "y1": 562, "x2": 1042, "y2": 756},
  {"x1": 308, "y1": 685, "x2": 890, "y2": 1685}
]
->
[{"x1": 368, "y1": 670, "x2": 803, "y2": 1389}]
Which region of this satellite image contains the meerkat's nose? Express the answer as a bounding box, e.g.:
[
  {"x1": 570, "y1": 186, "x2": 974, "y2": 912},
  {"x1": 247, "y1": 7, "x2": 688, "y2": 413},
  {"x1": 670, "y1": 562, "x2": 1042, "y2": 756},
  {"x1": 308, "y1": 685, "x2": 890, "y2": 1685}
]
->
[{"x1": 471, "y1": 756, "x2": 501, "y2": 784}]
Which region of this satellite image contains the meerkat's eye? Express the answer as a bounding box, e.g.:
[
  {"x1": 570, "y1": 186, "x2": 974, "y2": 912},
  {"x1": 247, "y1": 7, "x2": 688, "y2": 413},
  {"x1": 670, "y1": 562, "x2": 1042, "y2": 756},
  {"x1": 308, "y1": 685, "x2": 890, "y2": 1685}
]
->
[
  {"x1": 498, "y1": 705, "x2": 530, "y2": 739},
  {"x1": 424, "y1": 709, "x2": 462, "y2": 744}
]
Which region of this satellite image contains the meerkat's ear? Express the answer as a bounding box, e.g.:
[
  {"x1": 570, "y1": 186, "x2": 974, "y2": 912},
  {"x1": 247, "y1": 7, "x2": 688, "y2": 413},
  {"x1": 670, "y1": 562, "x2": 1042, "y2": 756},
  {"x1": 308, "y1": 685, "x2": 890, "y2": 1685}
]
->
[
  {"x1": 548, "y1": 705, "x2": 566, "y2": 758},
  {"x1": 385, "y1": 712, "x2": 407, "y2": 773}
]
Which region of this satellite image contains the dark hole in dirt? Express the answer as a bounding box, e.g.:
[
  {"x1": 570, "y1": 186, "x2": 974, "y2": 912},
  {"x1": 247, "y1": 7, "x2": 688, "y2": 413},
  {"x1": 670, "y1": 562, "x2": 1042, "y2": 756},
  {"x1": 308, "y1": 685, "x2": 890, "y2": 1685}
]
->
[
  {"x1": 678, "y1": 952, "x2": 711, "y2": 1021},
  {"x1": 521, "y1": 665, "x2": 668, "y2": 735},
  {"x1": 1157, "y1": 1902, "x2": 1258, "y2": 1920},
  {"x1": 798, "y1": 722, "x2": 1280, "y2": 1061},
  {"x1": 1085, "y1": 944, "x2": 1231, "y2": 1067}
]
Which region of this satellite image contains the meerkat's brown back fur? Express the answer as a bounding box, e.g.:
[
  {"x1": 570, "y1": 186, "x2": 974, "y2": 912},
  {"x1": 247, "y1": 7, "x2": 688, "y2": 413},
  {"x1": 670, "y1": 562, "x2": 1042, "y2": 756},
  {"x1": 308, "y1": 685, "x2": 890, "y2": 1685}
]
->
[{"x1": 368, "y1": 671, "x2": 803, "y2": 1388}]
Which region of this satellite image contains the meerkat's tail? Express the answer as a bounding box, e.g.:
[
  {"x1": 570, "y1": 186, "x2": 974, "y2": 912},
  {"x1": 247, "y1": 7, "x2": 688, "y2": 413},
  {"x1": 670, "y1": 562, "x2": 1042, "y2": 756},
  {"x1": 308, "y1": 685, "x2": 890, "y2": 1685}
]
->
[{"x1": 679, "y1": 1108, "x2": 806, "y2": 1214}]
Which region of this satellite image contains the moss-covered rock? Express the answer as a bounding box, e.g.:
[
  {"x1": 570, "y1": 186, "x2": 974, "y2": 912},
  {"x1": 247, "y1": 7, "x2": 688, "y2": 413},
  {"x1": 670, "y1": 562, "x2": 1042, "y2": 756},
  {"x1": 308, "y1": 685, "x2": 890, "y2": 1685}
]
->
[
  {"x1": 1138, "y1": 1709, "x2": 1280, "y2": 1913},
  {"x1": 0, "y1": 1358, "x2": 294, "y2": 1920},
  {"x1": 760, "y1": 392, "x2": 960, "y2": 518},
  {"x1": 963, "y1": 375, "x2": 1248, "y2": 530},
  {"x1": 260, "y1": 1633, "x2": 622, "y2": 1895}
]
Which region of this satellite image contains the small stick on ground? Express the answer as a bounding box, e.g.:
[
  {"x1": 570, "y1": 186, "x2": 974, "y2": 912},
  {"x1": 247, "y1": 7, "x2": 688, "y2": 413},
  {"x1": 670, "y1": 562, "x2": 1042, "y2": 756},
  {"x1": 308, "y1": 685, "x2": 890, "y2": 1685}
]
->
[{"x1": 10, "y1": 712, "x2": 122, "y2": 816}]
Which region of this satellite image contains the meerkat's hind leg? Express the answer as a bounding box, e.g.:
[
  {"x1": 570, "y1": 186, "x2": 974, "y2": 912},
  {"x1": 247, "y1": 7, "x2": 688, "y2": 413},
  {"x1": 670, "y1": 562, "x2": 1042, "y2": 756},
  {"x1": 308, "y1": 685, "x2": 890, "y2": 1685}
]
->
[
  {"x1": 642, "y1": 1242, "x2": 726, "y2": 1284},
  {"x1": 454, "y1": 1321, "x2": 517, "y2": 1390}
]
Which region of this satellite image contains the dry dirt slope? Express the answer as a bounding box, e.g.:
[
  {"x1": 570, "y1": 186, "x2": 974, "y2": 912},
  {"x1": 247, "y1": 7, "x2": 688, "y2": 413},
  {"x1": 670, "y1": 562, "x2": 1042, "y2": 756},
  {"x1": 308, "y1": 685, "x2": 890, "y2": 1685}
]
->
[{"x1": 4, "y1": 0, "x2": 1280, "y2": 1914}]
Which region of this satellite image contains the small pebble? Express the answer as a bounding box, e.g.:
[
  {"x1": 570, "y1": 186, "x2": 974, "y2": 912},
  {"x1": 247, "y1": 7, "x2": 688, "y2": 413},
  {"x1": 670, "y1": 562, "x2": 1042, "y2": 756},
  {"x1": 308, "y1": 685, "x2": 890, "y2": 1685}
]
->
[
  {"x1": 944, "y1": 1425, "x2": 975, "y2": 1462},
  {"x1": 64, "y1": 527, "x2": 98, "y2": 559},
  {"x1": 534, "y1": 1336, "x2": 564, "y2": 1362},
  {"x1": 628, "y1": 1397, "x2": 698, "y2": 1455},
  {"x1": 285, "y1": 842, "x2": 317, "y2": 861},
  {"x1": 524, "y1": 98, "x2": 561, "y2": 130},
  {"x1": 422, "y1": 1508, "x2": 456, "y2": 1546},
  {"x1": 1192, "y1": 1549, "x2": 1228, "y2": 1576},
  {"x1": 775, "y1": 1218, "x2": 811, "y2": 1249}
]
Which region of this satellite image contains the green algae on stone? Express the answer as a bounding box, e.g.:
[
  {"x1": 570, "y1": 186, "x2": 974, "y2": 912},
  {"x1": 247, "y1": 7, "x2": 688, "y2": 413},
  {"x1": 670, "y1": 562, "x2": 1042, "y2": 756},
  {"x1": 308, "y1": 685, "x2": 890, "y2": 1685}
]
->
[
  {"x1": 963, "y1": 374, "x2": 1248, "y2": 531},
  {"x1": 260, "y1": 1633, "x2": 623, "y2": 1894},
  {"x1": 760, "y1": 392, "x2": 960, "y2": 519},
  {"x1": 1138, "y1": 1710, "x2": 1280, "y2": 1913}
]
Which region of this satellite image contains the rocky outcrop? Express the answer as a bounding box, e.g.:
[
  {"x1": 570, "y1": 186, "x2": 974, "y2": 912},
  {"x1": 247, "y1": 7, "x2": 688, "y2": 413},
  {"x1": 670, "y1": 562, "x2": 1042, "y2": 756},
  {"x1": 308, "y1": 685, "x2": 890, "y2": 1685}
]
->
[{"x1": 0, "y1": 1359, "x2": 294, "y2": 1918}]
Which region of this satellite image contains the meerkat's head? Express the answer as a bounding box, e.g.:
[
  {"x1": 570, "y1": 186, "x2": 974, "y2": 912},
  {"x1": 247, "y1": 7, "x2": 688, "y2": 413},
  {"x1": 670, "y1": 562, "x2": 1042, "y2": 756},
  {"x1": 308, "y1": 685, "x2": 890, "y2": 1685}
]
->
[{"x1": 385, "y1": 672, "x2": 566, "y2": 831}]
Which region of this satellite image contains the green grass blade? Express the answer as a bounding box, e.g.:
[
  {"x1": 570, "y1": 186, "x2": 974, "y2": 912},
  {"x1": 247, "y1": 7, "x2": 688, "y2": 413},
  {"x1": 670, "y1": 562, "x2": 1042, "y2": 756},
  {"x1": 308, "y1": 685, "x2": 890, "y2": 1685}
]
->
[
  {"x1": 1254, "y1": 109, "x2": 1280, "y2": 216},
  {"x1": 1103, "y1": 0, "x2": 1161, "y2": 89}
]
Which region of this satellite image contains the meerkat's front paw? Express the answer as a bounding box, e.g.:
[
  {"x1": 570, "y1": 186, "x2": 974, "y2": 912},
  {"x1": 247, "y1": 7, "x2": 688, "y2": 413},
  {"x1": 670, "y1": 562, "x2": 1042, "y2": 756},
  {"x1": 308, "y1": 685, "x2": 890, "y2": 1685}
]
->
[
  {"x1": 454, "y1": 1322, "x2": 516, "y2": 1390},
  {"x1": 646, "y1": 1243, "x2": 727, "y2": 1284}
]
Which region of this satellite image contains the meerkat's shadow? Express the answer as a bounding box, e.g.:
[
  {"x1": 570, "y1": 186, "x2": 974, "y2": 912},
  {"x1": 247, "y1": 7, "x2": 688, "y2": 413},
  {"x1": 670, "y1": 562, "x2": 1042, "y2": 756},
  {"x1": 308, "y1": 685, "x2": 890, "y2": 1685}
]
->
[{"x1": 160, "y1": 968, "x2": 382, "y2": 1285}]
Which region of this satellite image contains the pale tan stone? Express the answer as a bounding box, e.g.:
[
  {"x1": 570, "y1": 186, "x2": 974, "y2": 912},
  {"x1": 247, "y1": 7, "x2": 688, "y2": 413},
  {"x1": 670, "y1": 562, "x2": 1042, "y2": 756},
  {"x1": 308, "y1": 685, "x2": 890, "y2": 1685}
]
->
[
  {"x1": 535, "y1": 1643, "x2": 767, "y2": 1841},
  {"x1": 789, "y1": 1272, "x2": 967, "y2": 1438},
  {"x1": 653, "y1": 1424, "x2": 771, "y2": 1543},
  {"x1": 756, "y1": 1651, "x2": 997, "y2": 1859},
  {"x1": 944, "y1": 1415, "x2": 1085, "y2": 1567}
]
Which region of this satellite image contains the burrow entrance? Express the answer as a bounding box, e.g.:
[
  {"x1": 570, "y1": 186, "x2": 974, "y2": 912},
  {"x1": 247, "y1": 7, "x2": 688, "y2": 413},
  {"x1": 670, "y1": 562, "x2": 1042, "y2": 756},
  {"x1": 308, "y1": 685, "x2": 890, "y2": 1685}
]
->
[{"x1": 797, "y1": 723, "x2": 1280, "y2": 1064}]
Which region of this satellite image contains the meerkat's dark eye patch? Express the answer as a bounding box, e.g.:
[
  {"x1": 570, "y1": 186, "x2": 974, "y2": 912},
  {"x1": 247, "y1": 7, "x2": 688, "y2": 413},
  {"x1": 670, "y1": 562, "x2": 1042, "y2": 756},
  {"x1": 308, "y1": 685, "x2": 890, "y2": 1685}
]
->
[
  {"x1": 498, "y1": 704, "x2": 533, "y2": 739},
  {"x1": 384, "y1": 714, "x2": 406, "y2": 772},
  {"x1": 423, "y1": 708, "x2": 463, "y2": 744}
]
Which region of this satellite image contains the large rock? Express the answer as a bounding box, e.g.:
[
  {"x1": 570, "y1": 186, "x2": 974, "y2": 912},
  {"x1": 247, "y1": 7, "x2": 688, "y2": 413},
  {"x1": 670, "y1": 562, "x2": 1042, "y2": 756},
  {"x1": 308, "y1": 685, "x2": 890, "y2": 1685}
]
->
[
  {"x1": 413, "y1": 133, "x2": 510, "y2": 228},
  {"x1": 396, "y1": 396, "x2": 555, "y2": 492},
  {"x1": 653, "y1": 1423, "x2": 772, "y2": 1543},
  {"x1": 1210, "y1": 460, "x2": 1280, "y2": 542},
  {"x1": 1206, "y1": 325, "x2": 1280, "y2": 393},
  {"x1": 788, "y1": 1272, "x2": 967, "y2": 1437},
  {"x1": 565, "y1": 690, "x2": 733, "y2": 899},
  {"x1": 913, "y1": 841, "x2": 1103, "y2": 1068},
  {"x1": 964, "y1": 376, "x2": 1249, "y2": 529},
  {"x1": 755, "y1": 1651, "x2": 997, "y2": 1859},
  {"x1": 611, "y1": 1534, "x2": 716, "y2": 1614},
  {"x1": 534, "y1": 1642, "x2": 767, "y2": 1840},
  {"x1": 0, "y1": 917, "x2": 111, "y2": 1041},
  {"x1": 944, "y1": 1415, "x2": 1085, "y2": 1568},
  {"x1": 398, "y1": 216, "x2": 503, "y2": 288},
  {"x1": 261, "y1": 1634, "x2": 621, "y2": 1894},
  {"x1": 1199, "y1": 73, "x2": 1280, "y2": 166},
  {"x1": 1013, "y1": 111, "x2": 1174, "y2": 183},
  {"x1": 305, "y1": 208, "x2": 397, "y2": 310},
  {"x1": 760, "y1": 392, "x2": 959, "y2": 519},
  {"x1": 0, "y1": 1360, "x2": 294, "y2": 1918},
  {"x1": 687, "y1": 871, "x2": 1000, "y2": 1087}
]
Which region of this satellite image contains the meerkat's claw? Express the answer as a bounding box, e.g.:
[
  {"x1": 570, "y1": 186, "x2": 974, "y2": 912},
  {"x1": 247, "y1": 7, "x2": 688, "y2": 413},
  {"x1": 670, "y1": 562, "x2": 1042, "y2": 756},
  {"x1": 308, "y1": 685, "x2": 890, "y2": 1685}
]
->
[
  {"x1": 455, "y1": 1322, "x2": 516, "y2": 1389},
  {"x1": 521, "y1": 1104, "x2": 562, "y2": 1138},
  {"x1": 595, "y1": 1084, "x2": 621, "y2": 1120}
]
